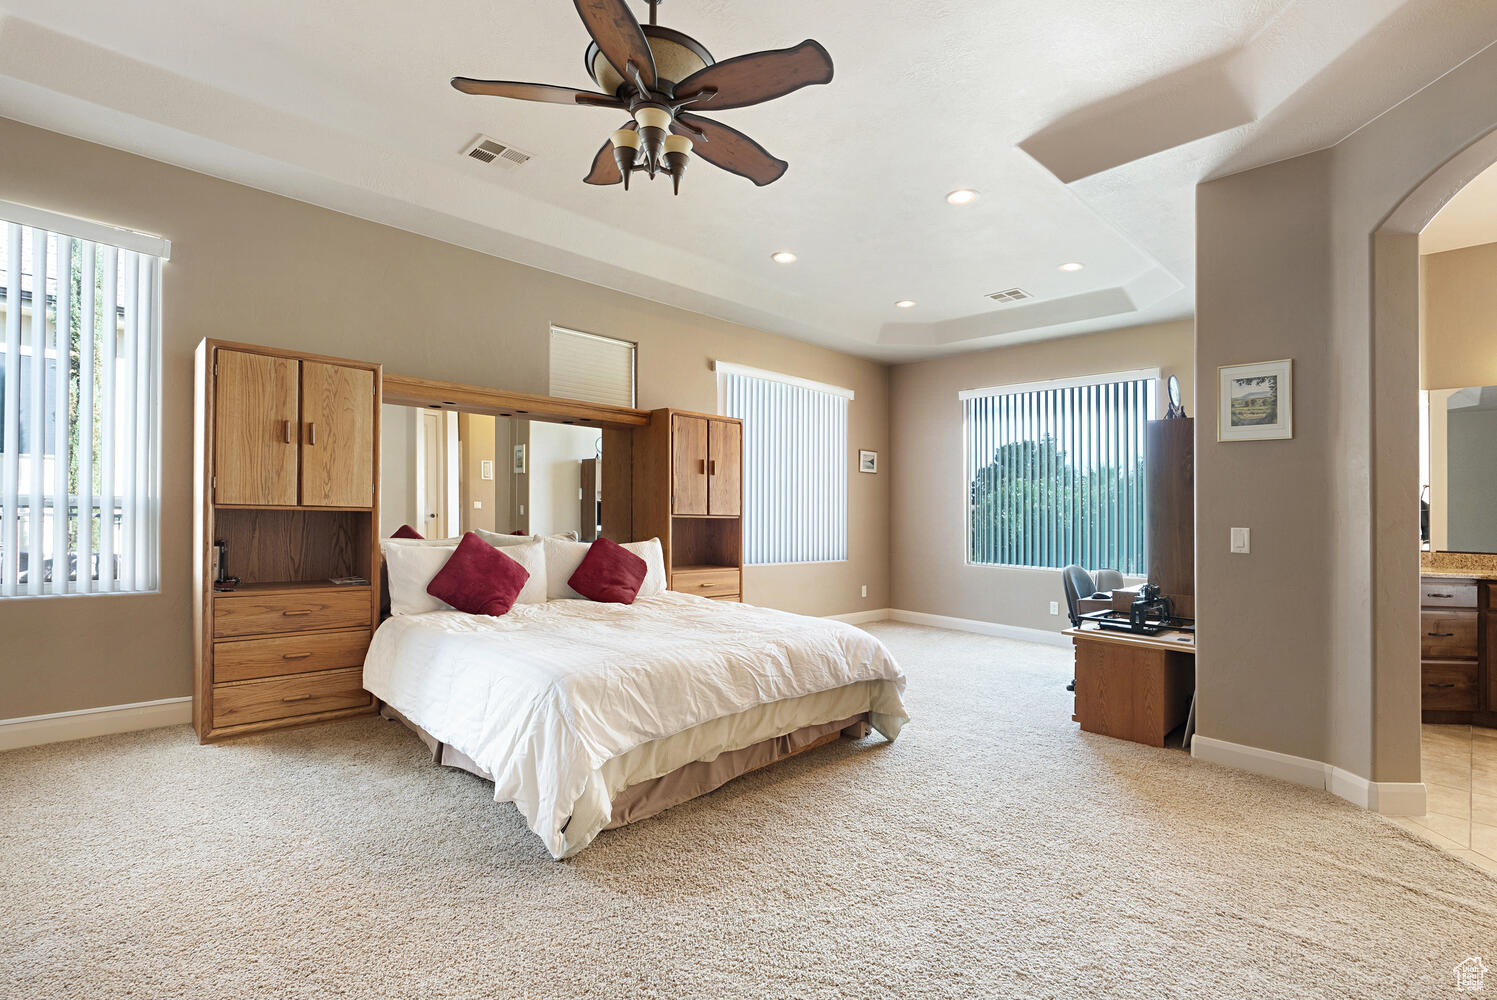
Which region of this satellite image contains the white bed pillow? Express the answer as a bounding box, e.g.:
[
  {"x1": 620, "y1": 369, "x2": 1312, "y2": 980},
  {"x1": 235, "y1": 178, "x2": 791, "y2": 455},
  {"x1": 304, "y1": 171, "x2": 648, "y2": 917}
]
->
[
  {"x1": 542, "y1": 537, "x2": 666, "y2": 601},
  {"x1": 474, "y1": 528, "x2": 580, "y2": 546},
  {"x1": 383, "y1": 536, "x2": 547, "y2": 615}
]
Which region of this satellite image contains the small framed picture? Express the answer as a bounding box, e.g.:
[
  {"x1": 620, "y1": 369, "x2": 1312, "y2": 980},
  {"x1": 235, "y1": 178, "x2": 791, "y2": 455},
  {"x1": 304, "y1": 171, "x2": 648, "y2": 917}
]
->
[
  {"x1": 1218, "y1": 359, "x2": 1293, "y2": 442},
  {"x1": 480, "y1": 459, "x2": 494, "y2": 481},
  {"x1": 858, "y1": 450, "x2": 878, "y2": 474},
  {"x1": 512, "y1": 444, "x2": 527, "y2": 474}
]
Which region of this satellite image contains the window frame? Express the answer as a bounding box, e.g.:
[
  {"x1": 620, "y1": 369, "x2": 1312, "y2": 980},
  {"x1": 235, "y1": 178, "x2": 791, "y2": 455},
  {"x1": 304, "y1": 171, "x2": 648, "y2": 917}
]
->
[
  {"x1": 715, "y1": 361, "x2": 853, "y2": 566},
  {"x1": 0, "y1": 203, "x2": 166, "y2": 600},
  {"x1": 960, "y1": 367, "x2": 1160, "y2": 574}
]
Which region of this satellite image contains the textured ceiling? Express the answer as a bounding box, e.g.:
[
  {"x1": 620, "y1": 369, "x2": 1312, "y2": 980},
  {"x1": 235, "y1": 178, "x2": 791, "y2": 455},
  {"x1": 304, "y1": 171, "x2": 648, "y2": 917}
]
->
[{"x1": 0, "y1": 0, "x2": 1494, "y2": 359}]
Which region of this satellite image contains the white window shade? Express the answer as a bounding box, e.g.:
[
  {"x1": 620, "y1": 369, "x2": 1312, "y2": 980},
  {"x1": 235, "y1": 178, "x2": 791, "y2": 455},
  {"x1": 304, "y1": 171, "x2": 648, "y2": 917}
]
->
[
  {"x1": 0, "y1": 210, "x2": 163, "y2": 597},
  {"x1": 718, "y1": 363, "x2": 849, "y2": 565},
  {"x1": 549, "y1": 326, "x2": 636, "y2": 408}
]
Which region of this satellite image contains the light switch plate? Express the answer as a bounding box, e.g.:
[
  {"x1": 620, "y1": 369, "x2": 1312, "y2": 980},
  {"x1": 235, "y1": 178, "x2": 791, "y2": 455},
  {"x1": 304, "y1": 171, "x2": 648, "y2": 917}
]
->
[
  {"x1": 1230, "y1": 526, "x2": 1251, "y2": 554},
  {"x1": 472, "y1": 500, "x2": 482, "y2": 509}
]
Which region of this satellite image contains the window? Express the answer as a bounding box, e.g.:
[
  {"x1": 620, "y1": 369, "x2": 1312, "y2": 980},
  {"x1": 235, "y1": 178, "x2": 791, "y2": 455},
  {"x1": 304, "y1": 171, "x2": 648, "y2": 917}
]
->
[
  {"x1": 0, "y1": 201, "x2": 167, "y2": 597},
  {"x1": 549, "y1": 326, "x2": 636, "y2": 408},
  {"x1": 962, "y1": 370, "x2": 1157, "y2": 575},
  {"x1": 718, "y1": 362, "x2": 850, "y2": 564}
]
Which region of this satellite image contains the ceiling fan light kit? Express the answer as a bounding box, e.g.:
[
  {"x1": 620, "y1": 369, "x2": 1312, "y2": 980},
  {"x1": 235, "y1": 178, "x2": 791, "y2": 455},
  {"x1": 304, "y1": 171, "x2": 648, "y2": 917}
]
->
[{"x1": 451, "y1": 0, "x2": 833, "y2": 195}]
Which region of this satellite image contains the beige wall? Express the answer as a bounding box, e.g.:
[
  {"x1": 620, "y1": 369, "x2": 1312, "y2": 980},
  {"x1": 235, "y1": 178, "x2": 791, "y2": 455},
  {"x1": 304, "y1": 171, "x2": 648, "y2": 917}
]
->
[
  {"x1": 889, "y1": 319, "x2": 1195, "y2": 632},
  {"x1": 1422, "y1": 241, "x2": 1497, "y2": 391},
  {"x1": 1195, "y1": 41, "x2": 1497, "y2": 784},
  {"x1": 0, "y1": 116, "x2": 890, "y2": 719},
  {"x1": 457, "y1": 413, "x2": 498, "y2": 535}
]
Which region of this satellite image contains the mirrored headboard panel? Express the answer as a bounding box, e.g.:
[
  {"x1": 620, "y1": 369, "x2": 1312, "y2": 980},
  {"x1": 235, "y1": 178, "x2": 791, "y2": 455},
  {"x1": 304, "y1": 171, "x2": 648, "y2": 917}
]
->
[{"x1": 377, "y1": 374, "x2": 646, "y2": 544}]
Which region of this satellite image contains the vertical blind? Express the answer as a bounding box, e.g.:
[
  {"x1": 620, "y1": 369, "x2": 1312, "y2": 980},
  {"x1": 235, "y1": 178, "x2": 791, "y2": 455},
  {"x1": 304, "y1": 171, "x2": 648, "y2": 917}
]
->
[
  {"x1": 962, "y1": 372, "x2": 1156, "y2": 575},
  {"x1": 0, "y1": 208, "x2": 163, "y2": 597},
  {"x1": 720, "y1": 365, "x2": 850, "y2": 564},
  {"x1": 549, "y1": 326, "x2": 636, "y2": 408}
]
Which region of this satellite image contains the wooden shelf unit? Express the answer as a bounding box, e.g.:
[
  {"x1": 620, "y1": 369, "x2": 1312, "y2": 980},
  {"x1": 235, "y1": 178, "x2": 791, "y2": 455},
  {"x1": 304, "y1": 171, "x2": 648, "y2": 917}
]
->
[
  {"x1": 194, "y1": 339, "x2": 382, "y2": 742},
  {"x1": 630, "y1": 408, "x2": 744, "y2": 602}
]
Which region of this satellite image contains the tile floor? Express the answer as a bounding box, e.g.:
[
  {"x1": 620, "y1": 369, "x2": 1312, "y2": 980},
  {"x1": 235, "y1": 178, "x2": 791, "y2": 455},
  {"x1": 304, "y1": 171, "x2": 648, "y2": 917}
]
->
[{"x1": 1393, "y1": 724, "x2": 1497, "y2": 876}]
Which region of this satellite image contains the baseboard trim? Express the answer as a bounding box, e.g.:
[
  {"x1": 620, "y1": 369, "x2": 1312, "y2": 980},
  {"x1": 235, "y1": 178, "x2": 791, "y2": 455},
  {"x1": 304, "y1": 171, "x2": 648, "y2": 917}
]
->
[
  {"x1": 0, "y1": 697, "x2": 191, "y2": 752},
  {"x1": 825, "y1": 608, "x2": 894, "y2": 625},
  {"x1": 1192, "y1": 735, "x2": 1427, "y2": 816},
  {"x1": 886, "y1": 609, "x2": 1071, "y2": 648}
]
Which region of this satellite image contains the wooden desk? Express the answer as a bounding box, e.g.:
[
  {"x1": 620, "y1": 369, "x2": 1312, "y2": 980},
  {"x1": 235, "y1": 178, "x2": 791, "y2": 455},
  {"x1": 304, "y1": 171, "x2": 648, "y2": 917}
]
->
[{"x1": 1064, "y1": 626, "x2": 1196, "y2": 748}]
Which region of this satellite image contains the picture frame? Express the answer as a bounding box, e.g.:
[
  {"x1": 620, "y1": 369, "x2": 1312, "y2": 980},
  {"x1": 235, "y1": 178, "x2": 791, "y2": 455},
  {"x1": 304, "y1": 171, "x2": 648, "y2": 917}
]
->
[
  {"x1": 858, "y1": 450, "x2": 878, "y2": 474},
  {"x1": 1218, "y1": 359, "x2": 1293, "y2": 442},
  {"x1": 512, "y1": 444, "x2": 527, "y2": 475},
  {"x1": 480, "y1": 459, "x2": 494, "y2": 481}
]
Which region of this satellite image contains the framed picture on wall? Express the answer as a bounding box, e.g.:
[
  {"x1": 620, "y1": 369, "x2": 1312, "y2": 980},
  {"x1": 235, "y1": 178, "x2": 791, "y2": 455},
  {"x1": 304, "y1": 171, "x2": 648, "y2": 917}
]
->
[
  {"x1": 513, "y1": 444, "x2": 527, "y2": 475},
  {"x1": 480, "y1": 460, "x2": 494, "y2": 481},
  {"x1": 858, "y1": 450, "x2": 878, "y2": 474},
  {"x1": 1218, "y1": 359, "x2": 1293, "y2": 441}
]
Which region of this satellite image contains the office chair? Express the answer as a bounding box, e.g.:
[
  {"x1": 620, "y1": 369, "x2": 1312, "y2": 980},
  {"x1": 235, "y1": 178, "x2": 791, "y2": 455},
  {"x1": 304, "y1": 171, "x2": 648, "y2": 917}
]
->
[{"x1": 1062, "y1": 565, "x2": 1126, "y2": 691}]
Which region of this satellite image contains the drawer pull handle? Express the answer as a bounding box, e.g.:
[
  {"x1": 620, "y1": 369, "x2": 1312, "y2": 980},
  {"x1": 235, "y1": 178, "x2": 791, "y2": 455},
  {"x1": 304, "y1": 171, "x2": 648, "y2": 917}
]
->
[
  {"x1": 308, "y1": 421, "x2": 317, "y2": 445},
  {"x1": 1429, "y1": 683, "x2": 1456, "y2": 689},
  {"x1": 282, "y1": 610, "x2": 313, "y2": 617},
  {"x1": 281, "y1": 693, "x2": 313, "y2": 703},
  {"x1": 1428, "y1": 632, "x2": 1457, "y2": 638},
  {"x1": 282, "y1": 652, "x2": 313, "y2": 660},
  {"x1": 282, "y1": 419, "x2": 292, "y2": 444},
  {"x1": 1427, "y1": 593, "x2": 1455, "y2": 599}
]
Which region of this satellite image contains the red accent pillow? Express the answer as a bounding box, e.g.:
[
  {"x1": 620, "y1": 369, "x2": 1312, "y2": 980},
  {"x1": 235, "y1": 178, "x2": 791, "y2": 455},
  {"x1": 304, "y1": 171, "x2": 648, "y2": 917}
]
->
[
  {"x1": 391, "y1": 524, "x2": 424, "y2": 540},
  {"x1": 568, "y1": 537, "x2": 649, "y2": 605},
  {"x1": 426, "y1": 533, "x2": 530, "y2": 617}
]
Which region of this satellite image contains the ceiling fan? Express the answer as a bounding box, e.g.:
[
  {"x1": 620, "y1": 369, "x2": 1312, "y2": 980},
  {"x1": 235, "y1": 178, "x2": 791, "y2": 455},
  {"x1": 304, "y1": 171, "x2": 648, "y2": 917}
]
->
[{"x1": 451, "y1": 0, "x2": 833, "y2": 194}]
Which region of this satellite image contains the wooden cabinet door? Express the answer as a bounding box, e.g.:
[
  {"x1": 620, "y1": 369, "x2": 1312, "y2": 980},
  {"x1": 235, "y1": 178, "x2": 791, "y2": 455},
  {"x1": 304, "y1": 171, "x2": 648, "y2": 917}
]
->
[
  {"x1": 708, "y1": 419, "x2": 741, "y2": 516},
  {"x1": 214, "y1": 350, "x2": 298, "y2": 506},
  {"x1": 671, "y1": 414, "x2": 709, "y2": 515},
  {"x1": 300, "y1": 362, "x2": 375, "y2": 507}
]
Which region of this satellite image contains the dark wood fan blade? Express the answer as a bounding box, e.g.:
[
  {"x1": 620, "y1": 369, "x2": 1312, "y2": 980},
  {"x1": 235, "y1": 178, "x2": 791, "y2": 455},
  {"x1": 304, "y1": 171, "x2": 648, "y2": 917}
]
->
[
  {"x1": 451, "y1": 78, "x2": 623, "y2": 108},
  {"x1": 574, "y1": 0, "x2": 656, "y2": 90},
  {"x1": 677, "y1": 114, "x2": 788, "y2": 186},
  {"x1": 674, "y1": 40, "x2": 833, "y2": 112},
  {"x1": 584, "y1": 122, "x2": 636, "y2": 185}
]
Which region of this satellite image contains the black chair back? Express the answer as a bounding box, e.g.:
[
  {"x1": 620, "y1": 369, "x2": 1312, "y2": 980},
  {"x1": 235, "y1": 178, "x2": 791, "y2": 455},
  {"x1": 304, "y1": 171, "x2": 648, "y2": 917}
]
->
[{"x1": 1061, "y1": 565, "x2": 1095, "y2": 628}]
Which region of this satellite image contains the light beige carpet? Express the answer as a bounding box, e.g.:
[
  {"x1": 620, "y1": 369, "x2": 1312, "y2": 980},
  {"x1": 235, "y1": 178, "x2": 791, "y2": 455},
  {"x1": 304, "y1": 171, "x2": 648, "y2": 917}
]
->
[{"x1": 3, "y1": 622, "x2": 1495, "y2": 999}]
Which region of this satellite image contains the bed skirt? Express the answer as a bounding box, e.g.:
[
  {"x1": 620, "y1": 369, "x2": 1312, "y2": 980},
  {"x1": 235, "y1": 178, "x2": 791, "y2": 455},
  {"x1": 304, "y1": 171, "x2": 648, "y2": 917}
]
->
[{"x1": 378, "y1": 701, "x2": 870, "y2": 832}]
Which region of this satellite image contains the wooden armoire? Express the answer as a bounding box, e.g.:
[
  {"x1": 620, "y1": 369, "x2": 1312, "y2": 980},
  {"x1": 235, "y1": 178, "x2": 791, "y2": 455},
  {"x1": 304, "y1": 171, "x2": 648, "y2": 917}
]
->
[
  {"x1": 631, "y1": 408, "x2": 744, "y2": 602},
  {"x1": 193, "y1": 339, "x2": 382, "y2": 742}
]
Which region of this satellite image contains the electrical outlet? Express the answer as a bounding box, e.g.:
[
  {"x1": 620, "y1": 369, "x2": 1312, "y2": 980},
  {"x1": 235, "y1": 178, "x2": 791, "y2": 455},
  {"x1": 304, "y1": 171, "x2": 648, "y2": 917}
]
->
[
  {"x1": 1049, "y1": 601, "x2": 1059, "y2": 616},
  {"x1": 861, "y1": 585, "x2": 868, "y2": 598},
  {"x1": 1231, "y1": 526, "x2": 1251, "y2": 554},
  {"x1": 519, "y1": 504, "x2": 525, "y2": 516}
]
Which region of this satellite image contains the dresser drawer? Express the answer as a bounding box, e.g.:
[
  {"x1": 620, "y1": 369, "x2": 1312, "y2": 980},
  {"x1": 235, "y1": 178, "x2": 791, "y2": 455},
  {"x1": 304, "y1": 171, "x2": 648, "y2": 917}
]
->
[
  {"x1": 1419, "y1": 578, "x2": 1478, "y2": 609},
  {"x1": 1422, "y1": 660, "x2": 1479, "y2": 712},
  {"x1": 212, "y1": 668, "x2": 371, "y2": 728},
  {"x1": 214, "y1": 590, "x2": 371, "y2": 638},
  {"x1": 214, "y1": 629, "x2": 371, "y2": 684},
  {"x1": 1421, "y1": 610, "x2": 1479, "y2": 660},
  {"x1": 671, "y1": 566, "x2": 740, "y2": 599}
]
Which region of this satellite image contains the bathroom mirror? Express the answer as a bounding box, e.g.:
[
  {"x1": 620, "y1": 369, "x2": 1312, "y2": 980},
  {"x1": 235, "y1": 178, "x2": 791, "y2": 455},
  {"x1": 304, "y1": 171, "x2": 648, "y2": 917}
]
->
[
  {"x1": 380, "y1": 404, "x2": 604, "y2": 541},
  {"x1": 1422, "y1": 386, "x2": 1497, "y2": 553}
]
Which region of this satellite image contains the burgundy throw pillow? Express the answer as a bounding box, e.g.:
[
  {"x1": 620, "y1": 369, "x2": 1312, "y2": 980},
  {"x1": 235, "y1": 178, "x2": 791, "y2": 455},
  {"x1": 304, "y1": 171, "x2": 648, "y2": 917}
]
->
[
  {"x1": 568, "y1": 537, "x2": 648, "y2": 605},
  {"x1": 391, "y1": 524, "x2": 424, "y2": 540},
  {"x1": 426, "y1": 533, "x2": 530, "y2": 617}
]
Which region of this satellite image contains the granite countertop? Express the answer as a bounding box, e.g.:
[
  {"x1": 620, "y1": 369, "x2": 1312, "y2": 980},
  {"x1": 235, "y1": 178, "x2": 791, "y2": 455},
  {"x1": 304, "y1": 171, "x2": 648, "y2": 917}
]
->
[{"x1": 1422, "y1": 552, "x2": 1497, "y2": 580}]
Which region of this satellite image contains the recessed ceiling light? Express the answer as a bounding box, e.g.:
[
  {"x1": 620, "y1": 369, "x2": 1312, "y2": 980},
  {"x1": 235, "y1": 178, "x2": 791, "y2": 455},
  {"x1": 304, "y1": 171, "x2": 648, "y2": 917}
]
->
[
  {"x1": 946, "y1": 189, "x2": 980, "y2": 206},
  {"x1": 771, "y1": 251, "x2": 798, "y2": 264},
  {"x1": 1059, "y1": 261, "x2": 1085, "y2": 272},
  {"x1": 895, "y1": 299, "x2": 917, "y2": 309}
]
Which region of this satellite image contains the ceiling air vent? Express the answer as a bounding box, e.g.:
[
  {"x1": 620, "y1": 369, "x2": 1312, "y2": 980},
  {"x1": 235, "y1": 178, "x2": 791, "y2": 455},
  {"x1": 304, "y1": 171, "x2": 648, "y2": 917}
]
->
[
  {"x1": 986, "y1": 288, "x2": 1032, "y2": 304},
  {"x1": 462, "y1": 135, "x2": 533, "y2": 169}
]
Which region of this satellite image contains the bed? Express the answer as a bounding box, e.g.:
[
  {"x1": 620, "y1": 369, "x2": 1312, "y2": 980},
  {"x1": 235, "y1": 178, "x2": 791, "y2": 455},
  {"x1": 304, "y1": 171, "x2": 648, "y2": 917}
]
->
[{"x1": 363, "y1": 591, "x2": 908, "y2": 858}]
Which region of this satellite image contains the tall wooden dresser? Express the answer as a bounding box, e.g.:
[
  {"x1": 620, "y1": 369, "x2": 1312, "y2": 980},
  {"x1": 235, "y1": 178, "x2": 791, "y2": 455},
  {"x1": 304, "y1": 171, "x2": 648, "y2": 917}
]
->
[
  {"x1": 193, "y1": 340, "x2": 382, "y2": 742},
  {"x1": 631, "y1": 408, "x2": 744, "y2": 602}
]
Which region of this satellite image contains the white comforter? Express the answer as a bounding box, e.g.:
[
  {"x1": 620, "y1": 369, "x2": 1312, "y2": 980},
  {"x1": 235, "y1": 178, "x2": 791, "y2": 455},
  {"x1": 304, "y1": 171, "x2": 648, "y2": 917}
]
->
[{"x1": 362, "y1": 592, "x2": 908, "y2": 857}]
